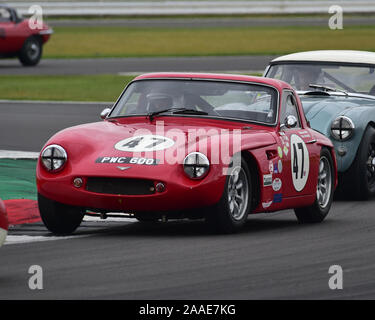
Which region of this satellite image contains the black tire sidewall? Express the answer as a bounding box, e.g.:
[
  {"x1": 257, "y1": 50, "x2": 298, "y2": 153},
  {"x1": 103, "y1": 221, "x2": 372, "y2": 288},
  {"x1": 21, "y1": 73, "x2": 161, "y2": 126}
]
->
[
  {"x1": 38, "y1": 193, "x2": 84, "y2": 235},
  {"x1": 19, "y1": 36, "x2": 42, "y2": 66},
  {"x1": 354, "y1": 126, "x2": 375, "y2": 198}
]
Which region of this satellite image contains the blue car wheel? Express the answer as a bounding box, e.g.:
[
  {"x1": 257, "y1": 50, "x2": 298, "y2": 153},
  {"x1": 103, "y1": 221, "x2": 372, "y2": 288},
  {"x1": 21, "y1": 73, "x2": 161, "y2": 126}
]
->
[{"x1": 340, "y1": 126, "x2": 375, "y2": 200}]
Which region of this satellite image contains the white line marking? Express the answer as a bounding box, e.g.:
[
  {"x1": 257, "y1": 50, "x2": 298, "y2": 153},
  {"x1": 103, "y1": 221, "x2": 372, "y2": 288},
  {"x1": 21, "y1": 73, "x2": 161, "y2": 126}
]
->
[
  {"x1": 83, "y1": 216, "x2": 138, "y2": 223},
  {"x1": 0, "y1": 150, "x2": 39, "y2": 159},
  {"x1": 4, "y1": 234, "x2": 91, "y2": 245}
]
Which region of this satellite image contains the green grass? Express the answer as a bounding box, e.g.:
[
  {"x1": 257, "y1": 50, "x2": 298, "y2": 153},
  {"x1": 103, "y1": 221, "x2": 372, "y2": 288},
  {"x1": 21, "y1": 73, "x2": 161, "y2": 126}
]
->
[
  {"x1": 0, "y1": 159, "x2": 37, "y2": 200},
  {"x1": 44, "y1": 25, "x2": 375, "y2": 58},
  {"x1": 0, "y1": 73, "x2": 261, "y2": 101},
  {"x1": 0, "y1": 75, "x2": 134, "y2": 101}
]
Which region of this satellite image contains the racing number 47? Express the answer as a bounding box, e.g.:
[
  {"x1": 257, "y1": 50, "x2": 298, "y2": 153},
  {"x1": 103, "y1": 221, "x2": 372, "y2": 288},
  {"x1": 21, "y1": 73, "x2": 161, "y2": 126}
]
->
[{"x1": 293, "y1": 142, "x2": 304, "y2": 179}]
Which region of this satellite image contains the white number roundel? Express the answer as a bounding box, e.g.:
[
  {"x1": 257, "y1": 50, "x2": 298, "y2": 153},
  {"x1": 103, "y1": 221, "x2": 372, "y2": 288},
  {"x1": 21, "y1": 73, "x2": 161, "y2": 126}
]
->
[
  {"x1": 115, "y1": 135, "x2": 175, "y2": 152},
  {"x1": 290, "y1": 134, "x2": 310, "y2": 192}
]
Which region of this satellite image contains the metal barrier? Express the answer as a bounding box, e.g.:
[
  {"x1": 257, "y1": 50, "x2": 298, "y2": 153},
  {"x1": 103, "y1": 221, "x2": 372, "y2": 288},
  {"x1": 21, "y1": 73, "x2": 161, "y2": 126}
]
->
[{"x1": 7, "y1": 1, "x2": 375, "y2": 16}]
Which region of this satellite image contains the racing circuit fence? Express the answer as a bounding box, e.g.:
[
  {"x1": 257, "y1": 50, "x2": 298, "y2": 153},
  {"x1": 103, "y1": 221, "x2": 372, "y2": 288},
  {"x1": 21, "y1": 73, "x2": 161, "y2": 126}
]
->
[{"x1": 6, "y1": 1, "x2": 375, "y2": 16}]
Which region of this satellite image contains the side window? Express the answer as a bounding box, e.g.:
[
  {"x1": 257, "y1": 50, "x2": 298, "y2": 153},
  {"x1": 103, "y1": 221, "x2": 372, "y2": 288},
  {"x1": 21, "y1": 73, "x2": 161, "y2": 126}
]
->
[
  {"x1": 0, "y1": 8, "x2": 11, "y2": 22},
  {"x1": 281, "y1": 92, "x2": 301, "y2": 129}
]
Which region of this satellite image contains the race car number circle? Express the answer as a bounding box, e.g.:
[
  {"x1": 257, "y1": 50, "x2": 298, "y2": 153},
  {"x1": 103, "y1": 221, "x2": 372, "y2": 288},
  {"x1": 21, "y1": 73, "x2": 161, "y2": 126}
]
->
[
  {"x1": 290, "y1": 134, "x2": 310, "y2": 192},
  {"x1": 115, "y1": 135, "x2": 175, "y2": 152}
]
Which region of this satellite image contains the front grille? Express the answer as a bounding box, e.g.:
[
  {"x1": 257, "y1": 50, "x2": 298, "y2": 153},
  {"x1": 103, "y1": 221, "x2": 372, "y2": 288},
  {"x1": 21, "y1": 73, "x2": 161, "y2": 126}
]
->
[{"x1": 86, "y1": 177, "x2": 155, "y2": 195}]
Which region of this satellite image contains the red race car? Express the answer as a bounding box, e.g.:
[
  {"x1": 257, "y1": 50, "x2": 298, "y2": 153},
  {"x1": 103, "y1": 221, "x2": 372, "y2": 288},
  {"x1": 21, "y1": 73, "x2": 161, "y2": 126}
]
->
[
  {"x1": 37, "y1": 73, "x2": 337, "y2": 234},
  {"x1": 0, "y1": 199, "x2": 8, "y2": 247},
  {"x1": 0, "y1": 5, "x2": 52, "y2": 66}
]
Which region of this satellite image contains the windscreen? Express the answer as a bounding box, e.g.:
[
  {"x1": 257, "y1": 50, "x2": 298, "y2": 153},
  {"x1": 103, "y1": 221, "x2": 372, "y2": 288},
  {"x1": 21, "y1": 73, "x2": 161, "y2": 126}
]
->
[
  {"x1": 110, "y1": 79, "x2": 278, "y2": 124},
  {"x1": 266, "y1": 63, "x2": 375, "y2": 95}
]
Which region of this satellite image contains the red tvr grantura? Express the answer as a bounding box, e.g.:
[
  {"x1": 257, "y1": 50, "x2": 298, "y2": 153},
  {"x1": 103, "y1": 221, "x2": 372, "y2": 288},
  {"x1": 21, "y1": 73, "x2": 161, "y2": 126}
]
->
[
  {"x1": 37, "y1": 73, "x2": 337, "y2": 234},
  {"x1": 0, "y1": 5, "x2": 52, "y2": 66}
]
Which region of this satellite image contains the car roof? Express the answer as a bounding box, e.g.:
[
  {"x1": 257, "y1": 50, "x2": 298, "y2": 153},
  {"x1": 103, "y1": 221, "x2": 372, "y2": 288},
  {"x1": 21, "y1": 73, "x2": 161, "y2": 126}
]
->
[
  {"x1": 271, "y1": 50, "x2": 375, "y2": 65},
  {"x1": 134, "y1": 72, "x2": 291, "y2": 91}
]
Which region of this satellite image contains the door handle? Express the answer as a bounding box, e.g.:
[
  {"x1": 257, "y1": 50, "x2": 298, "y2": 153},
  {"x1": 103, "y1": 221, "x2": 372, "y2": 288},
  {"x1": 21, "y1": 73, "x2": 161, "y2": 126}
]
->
[{"x1": 305, "y1": 139, "x2": 317, "y2": 144}]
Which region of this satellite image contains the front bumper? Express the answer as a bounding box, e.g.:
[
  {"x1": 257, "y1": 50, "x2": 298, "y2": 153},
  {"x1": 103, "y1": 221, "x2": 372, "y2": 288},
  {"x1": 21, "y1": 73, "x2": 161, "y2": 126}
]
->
[{"x1": 36, "y1": 165, "x2": 226, "y2": 213}]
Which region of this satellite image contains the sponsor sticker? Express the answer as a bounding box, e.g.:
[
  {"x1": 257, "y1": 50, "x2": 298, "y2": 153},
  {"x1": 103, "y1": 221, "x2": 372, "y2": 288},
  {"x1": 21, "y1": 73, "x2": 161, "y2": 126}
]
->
[
  {"x1": 278, "y1": 146, "x2": 283, "y2": 158},
  {"x1": 280, "y1": 134, "x2": 289, "y2": 144},
  {"x1": 272, "y1": 178, "x2": 282, "y2": 192},
  {"x1": 273, "y1": 193, "x2": 283, "y2": 203},
  {"x1": 283, "y1": 145, "x2": 289, "y2": 156},
  {"x1": 269, "y1": 161, "x2": 274, "y2": 174},
  {"x1": 262, "y1": 201, "x2": 273, "y2": 209},
  {"x1": 273, "y1": 163, "x2": 278, "y2": 174},
  {"x1": 263, "y1": 174, "x2": 272, "y2": 186},
  {"x1": 96, "y1": 156, "x2": 158, "y2": 165},
  {"x1": 278, "y1": 159, "x2": 283, "y2": 173}
]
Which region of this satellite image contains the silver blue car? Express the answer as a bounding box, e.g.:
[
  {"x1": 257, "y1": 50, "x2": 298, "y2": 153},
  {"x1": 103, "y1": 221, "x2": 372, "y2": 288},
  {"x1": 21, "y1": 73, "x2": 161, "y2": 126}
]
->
[{"x1": 264, "y1": 50, "x2": 375, "y2": 199}]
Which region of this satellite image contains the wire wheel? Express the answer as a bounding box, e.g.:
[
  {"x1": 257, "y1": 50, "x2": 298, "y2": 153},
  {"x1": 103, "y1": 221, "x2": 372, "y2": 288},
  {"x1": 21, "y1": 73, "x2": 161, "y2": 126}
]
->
[
  {"x1": 366, "y1": 142, "x2": 375, "y2": 188},
  {"x1": 317, "y1": 156, "x2": 332, "y2": 209},
  {"x1": 227, "y1": 166, "x2": 249, "y2": 221}
]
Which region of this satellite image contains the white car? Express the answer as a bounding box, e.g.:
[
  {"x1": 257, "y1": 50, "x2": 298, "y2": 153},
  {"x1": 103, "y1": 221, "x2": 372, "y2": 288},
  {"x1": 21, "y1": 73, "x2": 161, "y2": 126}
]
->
[{"x1": 264, "y1": 50, "x2": 375, "y2": 199}]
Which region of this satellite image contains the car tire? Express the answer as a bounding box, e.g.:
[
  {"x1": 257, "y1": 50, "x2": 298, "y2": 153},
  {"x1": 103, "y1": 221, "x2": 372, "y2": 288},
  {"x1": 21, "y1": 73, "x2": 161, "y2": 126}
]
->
[
  {"x1": 295, "y1": 148, "x2": 334, "y2": 223},
  {"x1": 38, "y1": 193, "x2": 84, "y2": 235},
  {"x1": 206, "y1": 157, "x2": 252, "y2": 233},
  {"x1": 340, "y1": 126, "x2": 375, "y2": 200},
  {"x1": 18, "y1": 36, "x2": 42, "y2": 66}
]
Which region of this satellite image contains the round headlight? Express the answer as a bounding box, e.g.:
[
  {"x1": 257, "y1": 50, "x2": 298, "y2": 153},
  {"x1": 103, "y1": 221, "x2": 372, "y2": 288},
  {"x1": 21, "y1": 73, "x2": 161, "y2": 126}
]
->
[
  {"x1": 331, "y1": 116, "x2": 355, "y2": 141},
  {"x1": 41, "y1": 144, "x2": 67, "y2": 172},
  {"x1": 183, "y1": 152, "x2": 210, "y2": 179}
]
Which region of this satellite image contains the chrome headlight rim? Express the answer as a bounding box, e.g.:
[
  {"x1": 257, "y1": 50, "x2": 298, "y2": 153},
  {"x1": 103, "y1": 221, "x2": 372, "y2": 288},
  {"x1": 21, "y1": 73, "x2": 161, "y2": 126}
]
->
[
  {"x1": 40, "y1": 144, "x2": 68, "y2": 172},
  {"x1": 183, "y1": 152, "x2": 210, "y2": 180},
  {"x1": 331, "y1": 116, "x2": 355, "y2": 141}
]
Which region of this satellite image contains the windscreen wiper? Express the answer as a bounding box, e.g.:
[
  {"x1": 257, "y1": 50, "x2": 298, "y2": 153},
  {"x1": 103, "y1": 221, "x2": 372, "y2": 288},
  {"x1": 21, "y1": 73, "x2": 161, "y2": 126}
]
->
[
  {"x1": 172, "y1": 109, "x2": 208, "y2": 116},
  {"x1": 308, "y1": 84, "x2": 348, "y2": 96},
  {"x1": 147, "y1": 108, "x2": 208, "y2": 122}
]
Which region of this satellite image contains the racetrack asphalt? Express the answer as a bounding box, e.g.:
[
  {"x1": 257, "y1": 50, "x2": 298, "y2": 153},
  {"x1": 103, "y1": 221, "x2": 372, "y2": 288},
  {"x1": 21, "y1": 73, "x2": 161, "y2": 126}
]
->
[
  {"x1": 1, "y1": 199, "x2": 375, "y2": 299},
  {"x1": 0, "y1": 55, "x2": 273, "y2": 75},
  {"x1": 1, "y1": 100, "x2": 375, "y2": 299},
  {"x1": 0, "y1": 101, "x2": 107, "y2": 152}
]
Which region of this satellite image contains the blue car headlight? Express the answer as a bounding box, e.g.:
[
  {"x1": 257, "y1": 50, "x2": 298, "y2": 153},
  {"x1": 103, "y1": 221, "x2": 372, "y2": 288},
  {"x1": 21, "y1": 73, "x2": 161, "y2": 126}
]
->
[{"x1": 331, "y1": 116, "x2": 355, "y2": 141}]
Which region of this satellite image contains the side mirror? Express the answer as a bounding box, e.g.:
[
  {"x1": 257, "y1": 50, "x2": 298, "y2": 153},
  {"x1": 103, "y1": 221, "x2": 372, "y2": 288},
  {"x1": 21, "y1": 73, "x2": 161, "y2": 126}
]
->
[
  {"x1": 100, "y1": 108, "x2": 111, "y2": 120},
  {"x1": 284, "y1": 115, "x2": 298, "y2": 129}
]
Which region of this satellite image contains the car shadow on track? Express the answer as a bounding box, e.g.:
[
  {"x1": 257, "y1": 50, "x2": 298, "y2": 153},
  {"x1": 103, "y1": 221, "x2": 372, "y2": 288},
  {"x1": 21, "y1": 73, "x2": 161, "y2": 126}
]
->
[{"x1": 75, "y1": 211, "x2": 336, "y2": 239}]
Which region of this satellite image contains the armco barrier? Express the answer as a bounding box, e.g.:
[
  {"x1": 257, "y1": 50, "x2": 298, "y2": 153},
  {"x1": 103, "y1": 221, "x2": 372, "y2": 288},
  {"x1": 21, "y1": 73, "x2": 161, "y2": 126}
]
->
[{"x1": 7, "y1": 1, "x2": 375, "y2": 16}]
